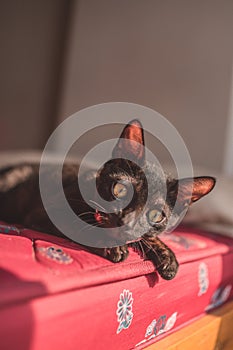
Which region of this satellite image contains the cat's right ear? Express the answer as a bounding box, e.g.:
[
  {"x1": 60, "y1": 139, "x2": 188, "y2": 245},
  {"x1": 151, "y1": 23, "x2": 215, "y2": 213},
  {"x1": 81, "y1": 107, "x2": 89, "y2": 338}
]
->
[
  {"x1": 177, "y1": 176, "x2": 216, "y2": 205},
  {"x1": 112, "y1": 119, "x2": 145, "y2": 166}
]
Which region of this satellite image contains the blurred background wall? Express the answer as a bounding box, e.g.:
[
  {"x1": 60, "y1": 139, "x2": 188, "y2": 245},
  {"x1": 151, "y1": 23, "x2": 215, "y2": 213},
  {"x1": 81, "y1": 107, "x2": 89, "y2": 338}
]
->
[
  {"x1": 1, "y1": 0, "x2": 233, "y2": 173},
  {"x1": 0, "y1": 0, "x2": 72, "y2": 150}
]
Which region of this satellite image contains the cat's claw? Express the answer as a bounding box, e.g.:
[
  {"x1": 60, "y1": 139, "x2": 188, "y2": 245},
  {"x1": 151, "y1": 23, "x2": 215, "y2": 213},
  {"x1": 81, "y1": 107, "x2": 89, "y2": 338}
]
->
[
  {"x1": 89, "y1": 245, "x2": 129, "y2": 263},
  {"x1": 108, "y1": 245, "x2": 129, "y2": 262}
]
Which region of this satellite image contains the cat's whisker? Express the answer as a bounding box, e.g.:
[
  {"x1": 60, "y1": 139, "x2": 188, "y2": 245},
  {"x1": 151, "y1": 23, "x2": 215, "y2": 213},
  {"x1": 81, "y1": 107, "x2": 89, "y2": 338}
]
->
[
  {"x1": 140, "y1": 237, "x2": 151, "y2": 249},
  {"x1": 126, "y1": 159, "x2": 134, "y2": 177},
  {"x1": 89, "y1": 200, "x2": 107, "y2": 213},
  {"x1": 141, "y1": 238, "x2": 157, "y2": 254},
  {"x1": 78, "y1": 221, "x2": 103, "y2": 234},
  {"x1": 70, "y1": 215, "x2": 96, "y2": 227},
  {"x1": 78, "y1": 219, "x2": 96, "y2": 225},
  {"x1": 138, "y1": 240, "x2": 146, "y2": 259},
  {"x1": 141, "y1": 237, "x2": 162, "y2": 264},
  {"x1": 86, "y1": 222, "x2": 103, "y2": 231},
  {"x1": 78, "y1": 211, "x2": 95, "y2": 218}
]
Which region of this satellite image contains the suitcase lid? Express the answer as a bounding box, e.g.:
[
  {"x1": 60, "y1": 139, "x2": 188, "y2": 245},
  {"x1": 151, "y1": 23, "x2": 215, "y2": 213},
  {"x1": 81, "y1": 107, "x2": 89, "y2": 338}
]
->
[{"x1": 1, "y1": 221, "x2": 233, "y2": 307}]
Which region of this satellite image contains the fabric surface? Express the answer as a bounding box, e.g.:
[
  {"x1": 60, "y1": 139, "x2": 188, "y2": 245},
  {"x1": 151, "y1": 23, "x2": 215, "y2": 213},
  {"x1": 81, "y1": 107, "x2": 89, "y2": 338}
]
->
[{"x1": 1, "y1": 222, "x2": 233, "y2": 350}]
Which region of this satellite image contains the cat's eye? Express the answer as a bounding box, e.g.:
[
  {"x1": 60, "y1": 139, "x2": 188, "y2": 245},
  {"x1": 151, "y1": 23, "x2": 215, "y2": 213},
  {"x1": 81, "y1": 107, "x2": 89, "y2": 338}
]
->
[
  {"x1": 148, "y1": 209, "x2": 165, "y2": 225},
  {"x1": 112, "y1": 182, "x2": 128, "y2": 199}
]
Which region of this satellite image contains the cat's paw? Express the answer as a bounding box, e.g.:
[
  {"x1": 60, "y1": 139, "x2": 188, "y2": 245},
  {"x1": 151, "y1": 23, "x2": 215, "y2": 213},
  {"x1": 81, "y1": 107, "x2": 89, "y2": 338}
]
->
[
  {"x1": 107, "y1": 245, "x2": 129, "y2": 262},
  {"x1": 157, "y1": 253, "x2": 179, "y2": 280},
  {"x1": 141, "y1": 235, "x2": 179, "y2": 280},
  {"x1": 89, "y1": 245, "x2": 129, "y2": 263}
]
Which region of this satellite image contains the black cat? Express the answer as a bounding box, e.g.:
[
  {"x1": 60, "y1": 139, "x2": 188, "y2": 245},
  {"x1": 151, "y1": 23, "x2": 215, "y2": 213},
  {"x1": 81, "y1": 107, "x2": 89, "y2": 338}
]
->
[{"x1": 0, "y1": 120, "x2": 215, "y2": 280}]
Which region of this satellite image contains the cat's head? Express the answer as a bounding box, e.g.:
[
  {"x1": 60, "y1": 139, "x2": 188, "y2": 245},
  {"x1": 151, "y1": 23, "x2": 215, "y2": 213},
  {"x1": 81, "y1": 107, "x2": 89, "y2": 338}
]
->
[{"x1": 81, "y1": 120, "x2": 215, "y2": 245}]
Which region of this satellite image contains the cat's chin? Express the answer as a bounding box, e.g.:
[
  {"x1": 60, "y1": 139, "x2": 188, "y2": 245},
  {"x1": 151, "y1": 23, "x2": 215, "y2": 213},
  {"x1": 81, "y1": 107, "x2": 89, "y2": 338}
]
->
[
  {"x1": 101, "y1": 227, "x2": 142, "y2": 246},
  {"x1": 125, "y1": 237, "x2": 142, "y2": 244}
]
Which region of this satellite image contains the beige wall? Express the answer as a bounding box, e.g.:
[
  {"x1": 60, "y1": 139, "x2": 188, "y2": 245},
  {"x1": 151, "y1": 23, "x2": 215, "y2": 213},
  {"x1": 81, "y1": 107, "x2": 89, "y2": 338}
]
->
[
  {"x1": 1, "y1": 1, "x2": 233, "y2": 172},
  {"x1": 0, "y1": 0, "x2": 71, "y2": 150},
  {"x1": 58, "y1": 0, "x2": 233, "y2": 172}
]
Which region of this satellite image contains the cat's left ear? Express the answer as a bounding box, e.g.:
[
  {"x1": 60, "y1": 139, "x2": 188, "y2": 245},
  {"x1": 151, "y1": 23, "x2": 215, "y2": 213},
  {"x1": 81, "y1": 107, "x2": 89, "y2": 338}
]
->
[
  {"x1": 178, "y1": 176, "x2": 216, "y2": 204},
  {"x1": 112, "y1": 119, "x2": 145, "y2": 166}
]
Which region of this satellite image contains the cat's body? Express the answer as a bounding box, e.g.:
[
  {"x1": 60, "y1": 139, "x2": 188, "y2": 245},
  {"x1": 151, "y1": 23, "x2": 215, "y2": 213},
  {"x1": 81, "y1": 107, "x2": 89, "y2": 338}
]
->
[{"x1": 0, "y1": 120, "x2": 216, "y2": 280}]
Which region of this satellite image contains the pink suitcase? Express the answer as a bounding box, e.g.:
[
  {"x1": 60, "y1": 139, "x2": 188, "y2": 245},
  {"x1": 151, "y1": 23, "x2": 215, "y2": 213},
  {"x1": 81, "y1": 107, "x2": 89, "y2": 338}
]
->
[{"x1": 1, "y1": 222, "x2": 233, "y2": 350}]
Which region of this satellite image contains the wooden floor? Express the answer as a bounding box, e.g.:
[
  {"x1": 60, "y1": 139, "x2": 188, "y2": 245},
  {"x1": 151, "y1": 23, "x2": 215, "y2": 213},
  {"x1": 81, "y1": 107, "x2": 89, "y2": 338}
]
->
[{"x1": 145, "y1": 301, "x2": 233, "y2": 350}]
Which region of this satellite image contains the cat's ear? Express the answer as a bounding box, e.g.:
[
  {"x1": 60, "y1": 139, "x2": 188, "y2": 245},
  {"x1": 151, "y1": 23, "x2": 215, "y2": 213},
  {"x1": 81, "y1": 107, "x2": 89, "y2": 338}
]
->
[
  {"x1": 177, "y1": 176, "x2": 216, "y2": 204},
  {"x1": 112, "y1": 119, "x2": 145, "y2": 166}
]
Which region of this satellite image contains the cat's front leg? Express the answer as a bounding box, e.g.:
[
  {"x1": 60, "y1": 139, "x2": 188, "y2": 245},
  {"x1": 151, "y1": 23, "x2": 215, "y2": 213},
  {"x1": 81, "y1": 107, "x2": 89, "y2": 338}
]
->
[
  {"x1": 141, "y1": 235, "x2": 179, "y2": 280},
  {"x1": 88, "y1": 245, "x2": 129, "y2": 263}
]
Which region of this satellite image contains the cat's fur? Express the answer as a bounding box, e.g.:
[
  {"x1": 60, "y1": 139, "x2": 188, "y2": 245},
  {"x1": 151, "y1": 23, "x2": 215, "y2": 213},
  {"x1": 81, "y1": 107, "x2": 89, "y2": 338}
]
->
[{"x1": 0, "y1": 120, "x2": 215, "y2": 280}]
